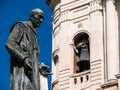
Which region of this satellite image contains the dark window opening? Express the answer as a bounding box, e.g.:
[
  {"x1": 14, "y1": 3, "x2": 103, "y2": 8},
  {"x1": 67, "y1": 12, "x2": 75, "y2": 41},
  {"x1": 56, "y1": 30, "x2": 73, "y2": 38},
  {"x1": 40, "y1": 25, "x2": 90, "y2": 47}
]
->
[
  {"x1": 54, "y1": 55, "x2": 58, "y2": 65},
  {"x1": 80, "y1": 77, "x2": 83, "y2": 83},
  {"x1": 53, "y1": 55, "x2": 59, "y2": 79},
  {"x1": 73, "y1": 33, "x2": 90, "y2": 73},
  {"x1": 74, "y1": 78, "x2": 77, "y2": 84},
  {"x1": 86, "y1": 75, "x2": 89, "y2": 81}
]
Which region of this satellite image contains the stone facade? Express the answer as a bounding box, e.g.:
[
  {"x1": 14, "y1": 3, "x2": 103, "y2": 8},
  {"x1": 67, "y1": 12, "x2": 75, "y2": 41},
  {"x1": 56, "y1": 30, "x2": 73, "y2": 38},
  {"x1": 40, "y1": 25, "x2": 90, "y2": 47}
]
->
[{"x1": 46, "y1": 0, "x2": 120, "y2": 90}]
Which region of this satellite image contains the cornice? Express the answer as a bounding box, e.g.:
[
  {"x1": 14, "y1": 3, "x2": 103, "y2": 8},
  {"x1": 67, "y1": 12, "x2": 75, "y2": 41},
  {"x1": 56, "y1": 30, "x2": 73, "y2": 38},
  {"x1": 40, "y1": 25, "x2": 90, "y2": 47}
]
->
[{"x1": 46, "y1": 0, "x2": 60, "y2": 10}]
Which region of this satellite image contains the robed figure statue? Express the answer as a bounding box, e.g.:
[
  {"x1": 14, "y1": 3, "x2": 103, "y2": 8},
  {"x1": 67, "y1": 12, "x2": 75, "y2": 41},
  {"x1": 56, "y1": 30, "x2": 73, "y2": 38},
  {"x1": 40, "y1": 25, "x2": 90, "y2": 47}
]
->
[{"x1": 6, "y1": 8, "x2": 44, "y2": 90}]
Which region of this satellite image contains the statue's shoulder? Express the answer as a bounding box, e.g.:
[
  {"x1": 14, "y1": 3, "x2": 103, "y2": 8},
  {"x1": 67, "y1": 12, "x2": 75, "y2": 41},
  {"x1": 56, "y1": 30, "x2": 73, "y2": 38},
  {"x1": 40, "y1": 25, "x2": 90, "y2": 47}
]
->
[
  {"x1": 10, "y1": 21, "x2": 29, "y2": 33},
  {"x1": 13, "y1": 21, "x2": 29, "y2": 27}
]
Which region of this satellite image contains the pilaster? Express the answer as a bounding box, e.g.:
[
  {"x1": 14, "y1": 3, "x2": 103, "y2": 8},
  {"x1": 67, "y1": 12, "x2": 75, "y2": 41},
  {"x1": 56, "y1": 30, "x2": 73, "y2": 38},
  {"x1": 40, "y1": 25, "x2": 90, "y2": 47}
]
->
[{"x1": 106, "y1": 0, "x2": 119, "y2": 80}]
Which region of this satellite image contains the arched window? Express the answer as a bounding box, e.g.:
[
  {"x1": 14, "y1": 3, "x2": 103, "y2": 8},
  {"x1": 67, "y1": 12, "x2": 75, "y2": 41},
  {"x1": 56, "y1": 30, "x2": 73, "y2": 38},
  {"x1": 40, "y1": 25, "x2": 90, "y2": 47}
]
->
[
  {"x1": 73, "y1": 33, "x2": 90, "y2": 73},
  {"x1": 54, "y1": 55, "x2": 59, "y2": 79}
]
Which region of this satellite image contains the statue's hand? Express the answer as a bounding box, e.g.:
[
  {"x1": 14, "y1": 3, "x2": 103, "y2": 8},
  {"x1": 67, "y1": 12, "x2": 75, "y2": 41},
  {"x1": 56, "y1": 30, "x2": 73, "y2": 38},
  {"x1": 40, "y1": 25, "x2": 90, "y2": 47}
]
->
[
  {"x1": 24, "y1": 58, "x2": 32, "y2": 70},
  {"x1": 39, "y1": 62, "x2": 51, "y2": 76}
]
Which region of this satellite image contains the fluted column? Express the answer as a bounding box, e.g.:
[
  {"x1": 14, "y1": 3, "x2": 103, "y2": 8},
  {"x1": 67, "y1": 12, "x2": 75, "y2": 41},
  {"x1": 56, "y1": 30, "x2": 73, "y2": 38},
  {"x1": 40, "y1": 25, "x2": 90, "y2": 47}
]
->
[{"x1": 106, "y1": 0, "x2": 119, "y2": 80}]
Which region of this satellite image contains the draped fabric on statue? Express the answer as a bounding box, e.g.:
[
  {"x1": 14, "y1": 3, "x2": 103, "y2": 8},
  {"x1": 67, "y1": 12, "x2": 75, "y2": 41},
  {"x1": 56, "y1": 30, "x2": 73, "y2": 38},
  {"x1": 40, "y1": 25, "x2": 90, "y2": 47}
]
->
[{"x1": 6, "y1": 22, "x2": 40, "y2": 90}]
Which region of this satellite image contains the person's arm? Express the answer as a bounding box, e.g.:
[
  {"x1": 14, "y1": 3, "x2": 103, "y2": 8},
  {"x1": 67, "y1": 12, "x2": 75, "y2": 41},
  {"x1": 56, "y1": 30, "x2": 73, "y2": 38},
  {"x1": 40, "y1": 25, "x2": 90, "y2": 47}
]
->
[
  {"x1": 6, "y1": 23, "x2": 29, "y2": 62},
  {"x1": 70, "y1": 44, "x2": 79, "y2": 55}
]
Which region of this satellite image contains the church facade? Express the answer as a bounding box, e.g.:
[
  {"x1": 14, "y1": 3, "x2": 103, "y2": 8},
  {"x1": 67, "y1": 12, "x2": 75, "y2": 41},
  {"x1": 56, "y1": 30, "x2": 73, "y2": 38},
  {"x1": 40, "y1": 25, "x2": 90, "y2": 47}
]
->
[{"x1": 46, "y1": 0, "x2": 120, "y2": 90}]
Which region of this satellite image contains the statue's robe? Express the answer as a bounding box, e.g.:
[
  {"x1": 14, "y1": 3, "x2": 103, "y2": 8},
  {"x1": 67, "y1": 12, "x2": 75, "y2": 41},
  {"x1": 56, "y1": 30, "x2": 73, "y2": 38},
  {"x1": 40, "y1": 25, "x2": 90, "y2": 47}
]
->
[{"x1": 6, "y1": 22, "x2": 40, "y2": 90}]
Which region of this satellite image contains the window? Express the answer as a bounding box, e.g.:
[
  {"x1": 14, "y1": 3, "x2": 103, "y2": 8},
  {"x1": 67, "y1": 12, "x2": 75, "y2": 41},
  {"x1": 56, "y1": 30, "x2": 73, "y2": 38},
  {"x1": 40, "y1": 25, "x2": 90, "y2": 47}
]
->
[{"x1": 73, "y1": 33, "x2": 90, "y2": 73}]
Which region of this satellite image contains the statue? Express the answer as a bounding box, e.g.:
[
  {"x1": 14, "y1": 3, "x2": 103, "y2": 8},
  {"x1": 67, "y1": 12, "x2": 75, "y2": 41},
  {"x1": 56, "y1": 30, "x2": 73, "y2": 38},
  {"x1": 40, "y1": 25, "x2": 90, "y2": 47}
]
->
[
  {"x1": 71, "y1": 38, "x2": 90, "y2": 72},
  {"x1": 5, "y1": 8, "x2": 50, "y2": 90}
]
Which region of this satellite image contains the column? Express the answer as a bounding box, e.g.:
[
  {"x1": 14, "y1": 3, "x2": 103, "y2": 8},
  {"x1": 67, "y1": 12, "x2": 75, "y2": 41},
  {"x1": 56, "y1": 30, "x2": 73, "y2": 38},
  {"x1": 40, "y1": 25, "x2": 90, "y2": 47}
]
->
[{"x1": 106, "y1": 0, "x2": 119, "y2": 80}]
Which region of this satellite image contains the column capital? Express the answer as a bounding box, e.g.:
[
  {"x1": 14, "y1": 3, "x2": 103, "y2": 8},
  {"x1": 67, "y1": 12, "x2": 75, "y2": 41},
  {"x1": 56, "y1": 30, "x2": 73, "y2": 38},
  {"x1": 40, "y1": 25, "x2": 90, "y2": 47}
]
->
[{"x1": 90, "y1": 0, "x2": 103, "y2": 12}]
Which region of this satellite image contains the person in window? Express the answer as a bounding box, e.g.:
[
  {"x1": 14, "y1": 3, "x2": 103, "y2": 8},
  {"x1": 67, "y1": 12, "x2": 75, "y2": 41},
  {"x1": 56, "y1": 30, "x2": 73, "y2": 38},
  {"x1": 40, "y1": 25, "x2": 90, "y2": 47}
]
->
[{"x1": 71, "y1": 39, "x2": 90, "y2": 72}]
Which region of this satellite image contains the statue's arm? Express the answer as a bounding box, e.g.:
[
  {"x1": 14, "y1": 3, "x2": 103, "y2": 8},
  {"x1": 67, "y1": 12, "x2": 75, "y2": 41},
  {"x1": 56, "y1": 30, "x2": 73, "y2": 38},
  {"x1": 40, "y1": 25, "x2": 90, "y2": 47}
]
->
[
  {"x1": 38, "y1": 62, "x2": 51, "y2": 77},
  {"x1": 5, "y1": 23, "x2": 29, "y2": 62}
]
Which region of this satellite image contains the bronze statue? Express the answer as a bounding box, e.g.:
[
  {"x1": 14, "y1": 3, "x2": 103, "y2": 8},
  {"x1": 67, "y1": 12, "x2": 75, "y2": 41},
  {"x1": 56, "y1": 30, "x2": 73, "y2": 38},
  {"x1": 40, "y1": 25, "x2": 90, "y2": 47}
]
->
[{"x1": 5, "y1": 8, "x2": 49, "y2": 90}]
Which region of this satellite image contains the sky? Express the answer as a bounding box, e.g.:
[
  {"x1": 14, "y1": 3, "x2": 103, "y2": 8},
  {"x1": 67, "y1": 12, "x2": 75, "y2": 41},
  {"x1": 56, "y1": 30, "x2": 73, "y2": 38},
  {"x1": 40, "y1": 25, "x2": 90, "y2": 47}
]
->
[{"x1": 0, "y1": 0, "x2": 52, "y2": 90}]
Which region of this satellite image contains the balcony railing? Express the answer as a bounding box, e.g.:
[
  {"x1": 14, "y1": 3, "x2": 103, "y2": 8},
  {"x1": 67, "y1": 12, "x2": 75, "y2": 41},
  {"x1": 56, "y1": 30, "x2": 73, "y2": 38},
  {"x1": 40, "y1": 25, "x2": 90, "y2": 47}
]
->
[{"x1": 70, "y1": 70, "x2": 90, "y2": 90}]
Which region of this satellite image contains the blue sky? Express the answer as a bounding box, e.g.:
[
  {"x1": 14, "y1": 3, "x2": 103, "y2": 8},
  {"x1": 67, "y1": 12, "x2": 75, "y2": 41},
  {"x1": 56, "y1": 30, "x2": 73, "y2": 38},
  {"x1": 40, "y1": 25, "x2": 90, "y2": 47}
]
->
[{"x1": 0, "y1": 0, "x2": 52, "y2": 90}]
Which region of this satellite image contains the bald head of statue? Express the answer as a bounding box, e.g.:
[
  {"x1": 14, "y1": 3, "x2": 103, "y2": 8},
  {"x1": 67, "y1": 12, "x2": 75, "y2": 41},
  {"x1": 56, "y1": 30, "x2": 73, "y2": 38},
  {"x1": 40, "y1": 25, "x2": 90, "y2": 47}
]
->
[{"x1": 29, "y1": 8, "x2": 44, "y2": 28}]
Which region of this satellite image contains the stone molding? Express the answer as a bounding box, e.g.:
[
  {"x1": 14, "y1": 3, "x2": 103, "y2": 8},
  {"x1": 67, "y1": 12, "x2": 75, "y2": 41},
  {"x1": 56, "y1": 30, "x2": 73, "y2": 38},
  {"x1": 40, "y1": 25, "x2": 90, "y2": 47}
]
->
[
  {"x1": 53, "y1": 48, "x2": 60, "y2": 58},
  {"x1": 46, "y1": 0, "x2": 60, "y2": 10},
  {"x1": 115, "y1": 74, "x2": 120, "y2": 79},
  {"x1": 90, "y1": 0, "x2": 103, "y2": 12},
  {"x1": 53, "y1": 24, "x2": 60, "y2": 38},
  {"x1": 101, "y1": 79, "x2": 118, "y2": 88},
  {"x1": 70, "y1": 70, "x2": 90, "y2": 78},
  {"x1": 52, "y1": 79, "x2": 59, "y2": 87}
]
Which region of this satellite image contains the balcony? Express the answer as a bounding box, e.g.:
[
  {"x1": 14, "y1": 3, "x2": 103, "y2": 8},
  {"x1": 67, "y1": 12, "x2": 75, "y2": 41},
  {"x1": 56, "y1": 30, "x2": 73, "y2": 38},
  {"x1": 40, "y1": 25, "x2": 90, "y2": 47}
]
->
[{"x1": 70, "y1": 70, "x2": 90, "y2": 90}]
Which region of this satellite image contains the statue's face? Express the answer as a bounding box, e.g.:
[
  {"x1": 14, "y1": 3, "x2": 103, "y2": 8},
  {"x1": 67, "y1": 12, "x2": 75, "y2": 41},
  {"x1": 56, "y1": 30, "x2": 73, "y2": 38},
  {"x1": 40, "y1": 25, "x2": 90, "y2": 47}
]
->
[{"x1": 31, "y1": 12, "x2": 44, "y2": 28}]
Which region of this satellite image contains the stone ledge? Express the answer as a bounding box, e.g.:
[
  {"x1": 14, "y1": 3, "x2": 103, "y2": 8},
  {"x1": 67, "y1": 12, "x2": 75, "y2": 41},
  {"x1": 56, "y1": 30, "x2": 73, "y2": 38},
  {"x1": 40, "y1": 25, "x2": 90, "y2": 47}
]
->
[
  {"x1": 115, "y1": 74, "x2": 120, "y2": 79},
  {"x1": 101, "y1": 79, "x2": 118, "y2": 88},
  {"x1": 70, "y1": 70, "x2": 90, "y2": 78}
]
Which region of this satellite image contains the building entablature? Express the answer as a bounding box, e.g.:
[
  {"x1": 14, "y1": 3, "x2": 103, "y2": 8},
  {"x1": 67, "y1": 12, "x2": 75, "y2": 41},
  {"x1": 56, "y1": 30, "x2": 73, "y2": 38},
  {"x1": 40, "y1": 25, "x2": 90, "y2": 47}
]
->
[
  {"x1": 59, "y1": 0, "x2": 103, "y2": 13},
  {"x1": 46, "y1": 0, "x2": 61, "y2": 10}
]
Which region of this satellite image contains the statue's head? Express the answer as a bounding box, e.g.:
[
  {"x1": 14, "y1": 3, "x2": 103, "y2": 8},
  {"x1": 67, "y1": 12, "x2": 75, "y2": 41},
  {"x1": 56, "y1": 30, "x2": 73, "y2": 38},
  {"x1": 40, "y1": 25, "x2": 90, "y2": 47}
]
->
[{"x1": 29, "y1": 8, "x2": 44, "y2": 28}]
